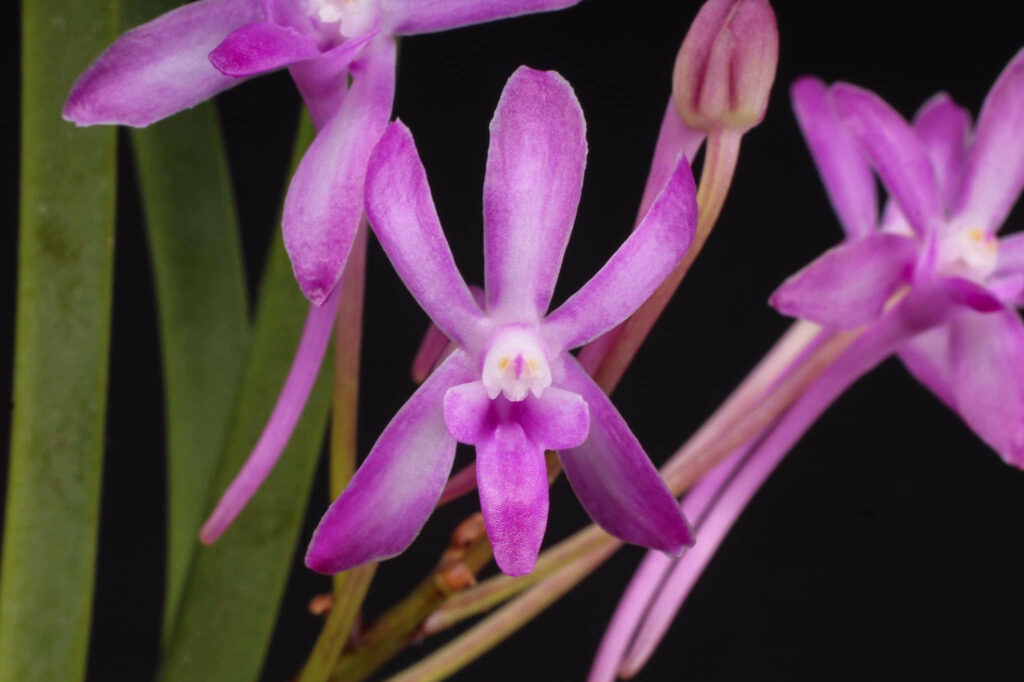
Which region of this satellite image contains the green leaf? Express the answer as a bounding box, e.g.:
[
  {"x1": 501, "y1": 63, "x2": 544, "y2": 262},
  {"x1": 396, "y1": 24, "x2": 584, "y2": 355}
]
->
[
  {"x1": 0, "y1": 2, "x2": 118, "y2": 681},
  {"x1": 158, "y1": 114, "x2": 333, "y2": 682}
]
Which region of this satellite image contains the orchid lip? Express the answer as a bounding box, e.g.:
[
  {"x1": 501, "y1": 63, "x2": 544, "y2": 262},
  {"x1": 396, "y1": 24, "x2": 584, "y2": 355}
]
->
[
  {"x1": 939, "y1": 226, "x2": 1000, "y2": 282},
  {"x1": 479, "y1": 325, "x2": 552, "y2": 402}
]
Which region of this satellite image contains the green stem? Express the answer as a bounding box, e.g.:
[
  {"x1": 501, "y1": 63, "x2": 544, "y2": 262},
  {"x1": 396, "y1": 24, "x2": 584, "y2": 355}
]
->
[
  {"x1": 298, "y1": 223, "x2": 376, "y2": 682},
  {"x1": 0, "y1": 2, "x2": 118, "y2": 681}
]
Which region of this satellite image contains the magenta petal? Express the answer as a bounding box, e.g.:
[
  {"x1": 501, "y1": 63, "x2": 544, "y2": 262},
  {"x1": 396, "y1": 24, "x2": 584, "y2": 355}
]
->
[
  {"x1": 476, "y1": 421, "x2": 549, "y2": 576},
  {"x1": 543, "y1": 156, "x2": 698, "y2": 351},
  {"x1": 897, "y1": 326, "x2": 955, "y2": 409},
  {"x1": 208, "y1": 21, "x2": 320, "y2": 76},
  {"x1": 483, "y1": 67, "x2": 587, "y2": 318},
  {"x1": 382, "y1": 0, "x2": 581, "y2": 36},
  {"x1": 769, "y1": 232, "x2": 918, "y2": 329},
  {"x1": 63, "y1": 0, "x2": 261, "y2": 127},
  {"x1": 635, "y1": 100, "x2": 706, "y2": 222},
  {"x1": 365, "y1": 122, "x2": 487, "y2": 346},
  {"x1": 941, "y1": 276, "x2": 1004, "y2": 313},
  {"x1": 556, "y1": 355, "x2": 693, "y2": 553},
  {"x1": 954, "y1": 48, "x2": 1024, "y2": 231},
  {"x1": 200, "y1": 285, "x2": 341, "y2": 543},
  {"x1": 912, "y1": 93, "x2": 971, "y2": 211},
  {"x1": 283, "y1": 37, "x2": 396, "y2": 305},
  {"x1": 949, "y1": 308, "x2": 1024, "y2": 466},
  {"x1": 443, "y1": 381, "x2": 494, "y2": 444},
  {"x1": 288, "y1": 30, "x2": 379, "y2": 128},
  {"x1": 791, "y1": 77, "x2": 877, "y2": 239},
  {"x1": 831, "y1": 83, "x2": 944, "y2": 238},
  {"x1": 305, "y1": 351, "x2": 475, "y2": 573},
  {"x1": 997, "y1": 232, "x2": 1024, "y2": 276},
  {"x1": 519, "y1": 387, "x2": 589, "y2": 450}
]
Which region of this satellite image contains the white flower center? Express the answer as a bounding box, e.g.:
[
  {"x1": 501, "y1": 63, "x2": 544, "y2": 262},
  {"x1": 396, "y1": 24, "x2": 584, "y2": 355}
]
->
[
  {"x1": 939, "y1": 227, "x2": 999, "y2": 282},
  {"x1": 480, "y1": 327, "x2": 552, "y2": 402},
  {"x1": 306, "y1": 0, "x2": 376, "y2": 38}
]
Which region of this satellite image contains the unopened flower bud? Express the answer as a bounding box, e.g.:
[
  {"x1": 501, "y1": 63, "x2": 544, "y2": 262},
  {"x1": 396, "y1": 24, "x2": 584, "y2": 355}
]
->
[{"x1": 673, "y1": 0, "x2": 779, "y2": 132}]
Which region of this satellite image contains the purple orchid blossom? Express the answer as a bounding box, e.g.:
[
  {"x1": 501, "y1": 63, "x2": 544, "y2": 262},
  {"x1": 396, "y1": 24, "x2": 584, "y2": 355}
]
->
[
  {"x1": 304, "y1": 67, "x2": 698, "y2": 577},
  {"x1": 774, "y1": 48, "x2": 1024, "y2": 464},
  {"x1": 591, "y1": 48, "x2": 1024, "y2": 680}
]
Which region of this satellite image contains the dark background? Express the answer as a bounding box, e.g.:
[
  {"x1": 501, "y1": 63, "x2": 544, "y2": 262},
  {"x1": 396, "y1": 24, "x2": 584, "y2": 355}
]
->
[{"x1": 5, "y1": 1, "x2": 1024, "y2": 680}]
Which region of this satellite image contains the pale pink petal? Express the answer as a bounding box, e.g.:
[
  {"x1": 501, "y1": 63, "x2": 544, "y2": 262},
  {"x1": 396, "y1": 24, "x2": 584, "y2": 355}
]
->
[
  {"x1": 896, "y1": 326, "x2": 955, "y2": 409},
  {"x1": 483, "y1": 67, "x2": 587, "y2": 319},
  {"x1": 476, "y1": 421, "x2": 549, "y2": 576},
  {"x1": 769, "y1": 232, "x2": 918, "y2": 329},
  {"x1": 954, "y1": 48, "x2": 1024, "y2": 231},
  {"x1": 556, "y1": 355, "x2": 693, "y2": 553},
  {"x1": 64, "y1": 0, "x2": 261, "y2": 127},
  {"x1": 912, "y1": 92, "x2": 971, "y2": 211},
  {"x1": 831, "y1": 83, "x2": 944, "y2": 238},
  {"x1": 543, "y1": 156, "x2": 698, "y2": 351},
  {"x1": 381, "y1": 0, "x2": 581, "y2": 36},
  {"x1": 997, "y1": 232, "x2": 1024, "y2": 276},
  {"x1": 283, "y1": 36, "x2": 396, "y2": 305},
  {"x1": 949, "y1": 308, "x2": 1024, "y2": 467},
  {"x1": 442, "y1": 381, "x2": 495, "y2": 444},
  {"x1": 791, "y1": 77, "x2": 877, "y2": 239},
  {"x1": 288, "y1": 30, "x2": 379, "y2": 128},
  {"x1": 634, "y1": 100, "x2": 706, "y2": 223},
  {"x1": 208, "y1": 21, "x2": 320, "y2": 76},
  {"x1": 200, "y1": 284, "x2": 341, "y2": 543},
  {"x1": 365, "y1": 121, "x2": 487, "y2": 347},
  {"x1": 305, "y1": 351, "x2": 475, "y2": 573}
]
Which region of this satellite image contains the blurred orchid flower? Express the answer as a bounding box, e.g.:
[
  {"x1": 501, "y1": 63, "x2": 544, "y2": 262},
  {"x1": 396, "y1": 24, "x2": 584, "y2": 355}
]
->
[
  {"x1": 305, "y1": 67, "x2": 698, "y2": 576},
  {"x1": 775, "y1": 48, "x2": 1024, "y2": 464},
  {"x1": 592, "y1": 47, "x2": 1024, "y2": 681},
  {"x1": 64, "y1": 0, "x2": 581, "y2": 305}
]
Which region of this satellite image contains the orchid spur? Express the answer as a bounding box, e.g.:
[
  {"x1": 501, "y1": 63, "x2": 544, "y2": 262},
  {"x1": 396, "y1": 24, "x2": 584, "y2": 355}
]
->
[{"x1": 304, "y1": 67, "x2": 698, "y2": 577}]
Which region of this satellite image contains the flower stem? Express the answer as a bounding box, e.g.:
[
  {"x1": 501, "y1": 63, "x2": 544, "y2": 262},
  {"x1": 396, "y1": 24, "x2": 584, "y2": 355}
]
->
[{"x1": 299, "y1": 223, "x2": 373, "y2": 682}]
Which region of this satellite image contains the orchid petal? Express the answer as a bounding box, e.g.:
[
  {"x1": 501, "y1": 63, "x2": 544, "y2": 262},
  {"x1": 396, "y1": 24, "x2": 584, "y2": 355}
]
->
[
  {"x1": 305, "y1": 351, "x2": 475, "y2": 573},
  {"x1": 635, "y1": 100, "x2": 706, "y2": 223},
  {"x1": 791, "y1": 77, "x2": 877, "y2": 239},
  {"x1": 949, "y1": 308, "x2": 1024, "y2": 466},
  {"x1": 483, "y1": 67, "x2": 587, "y2": 319},
  {"x1": 897, "y1": 326, "x2": 955, "y2": 409},
  {"x1": 443, "y1": 381, "x2": 494, "y2": 444},
  {"x1": 200, "y1": 284, "x2": 341, "y2": 543},
  {"x1": 288, "y1": 30, "x2": 379, "y2": 128},
  {"x1": 283, "y1": 36, "x2": 395, "y2": 305},
  {"x1": 381, "y1": 0, "x2": 581, "y2": 36},
  {"x1": 941, "y1": 276, "x2": 1004, "y2": 313},
  {"x1": 831, "y1": 83, "x2": 944, "y2": 238},
  {"x1": 769, "y1": 232, "x2": 918, "y2": 329},
  {"x1": 519, "y1": 387, "x2": 589, "y2": 450},
  {"x1": 912, "y1": 92, "x2": 971, "y2": 210},
  {"x1": 954, "y1": 48, "x2": 1024, "y2": 231},
  {"x1": 208, "y1": 21, "x2": 320, "y2": 77},
  {"x1": 365, "y1": 121, "x2": 487, "y2": 346},
  {"x1": 556, "y1": 355, "x2": 693, "y2": 553},
  {"x1": 63, "y1": 0, "x2": 261, "y2": 127},
  {"x1": 412, "y1": 286, "x2": 485, "y2": 383},
  {"x1": 476, "y1": 421, "x2": 549, "y2": 576},
  {"x1": 997, "y1": 232, "x2": 1024, "y2": 276},
  {"x1": 543, "y1": 156, "x2": 698, "y2": 351}
]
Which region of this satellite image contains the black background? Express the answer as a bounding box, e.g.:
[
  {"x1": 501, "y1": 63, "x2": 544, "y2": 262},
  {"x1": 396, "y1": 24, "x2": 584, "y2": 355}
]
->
[{"x1": 5, "y1": 1, "x2": 1024, "y2": 681}]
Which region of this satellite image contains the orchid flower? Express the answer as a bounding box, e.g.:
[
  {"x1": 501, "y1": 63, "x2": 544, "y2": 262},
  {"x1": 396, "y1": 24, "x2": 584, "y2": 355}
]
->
[
  {"x1": 304, "y1": 67, "x2": 698, "y2": 577},
  {"x1": 774, "y1": 48, "x2": 1024, "y2": 464},
  {"x1": 67, "y1": 0, "x2": 582, "y2": 542},
  {"x1": 591, "y1": 48, "x2": 1024, "y2": 680},
  {"x1": 64, "y1": 0, "x2": 580, "y2": 305}
]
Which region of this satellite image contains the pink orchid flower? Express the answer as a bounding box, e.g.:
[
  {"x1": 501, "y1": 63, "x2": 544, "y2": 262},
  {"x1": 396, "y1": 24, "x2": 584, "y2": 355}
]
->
[{"x1": 305, "y1": 67, "x2": 698, "y2": 576}]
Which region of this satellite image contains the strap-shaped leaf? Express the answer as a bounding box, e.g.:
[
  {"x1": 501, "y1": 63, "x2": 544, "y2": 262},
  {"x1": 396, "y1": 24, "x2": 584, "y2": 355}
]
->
[
  {"x1": 123, "y1": 2, "x2": 251, "y2": 644},
  {"x1": 0, "y1": 1, "x2": 117, "y2": 681},
  {"x1": 158, "y1": 115, "x2": 333, "y2": 682}
]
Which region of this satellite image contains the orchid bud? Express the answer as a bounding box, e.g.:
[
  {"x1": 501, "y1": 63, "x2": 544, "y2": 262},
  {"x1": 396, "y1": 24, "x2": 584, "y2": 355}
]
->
[{"x1": 673, "y1": 0, "x2": 779, "y2": 132}]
